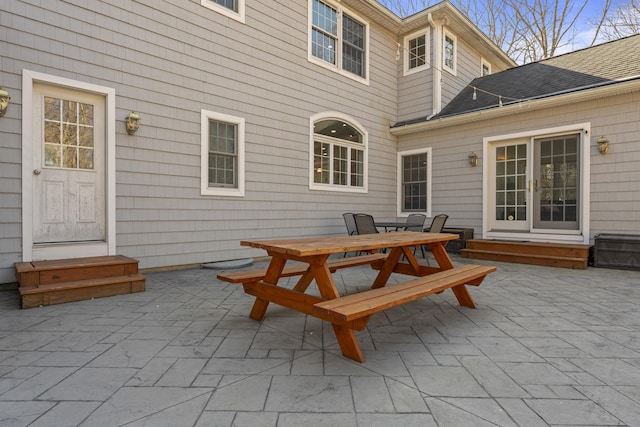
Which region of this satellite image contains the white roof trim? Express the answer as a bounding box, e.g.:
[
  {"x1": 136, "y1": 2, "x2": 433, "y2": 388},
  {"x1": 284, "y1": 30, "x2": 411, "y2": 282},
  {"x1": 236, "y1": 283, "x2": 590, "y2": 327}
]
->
[{"x1": 390, "y1": 78, "x2": 640, "y2": 135}]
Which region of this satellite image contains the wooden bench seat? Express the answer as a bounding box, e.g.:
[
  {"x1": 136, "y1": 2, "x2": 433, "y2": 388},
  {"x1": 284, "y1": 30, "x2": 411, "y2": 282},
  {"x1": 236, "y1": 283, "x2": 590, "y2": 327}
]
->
[
  {"x1": 313, "y1": 264, "x2": 496, "y2": 328},
  {"x1": 217, "y1": 253, "x2": 388, "y2": 284}
]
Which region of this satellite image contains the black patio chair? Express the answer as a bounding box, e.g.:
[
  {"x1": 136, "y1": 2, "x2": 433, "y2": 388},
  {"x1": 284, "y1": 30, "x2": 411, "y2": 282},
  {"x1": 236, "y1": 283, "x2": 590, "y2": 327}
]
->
[
  {"x1": 353, "y1": 213, "x2": 382, "y2": 254},
  {"x1": 423, "y1": 214, "x2": 449, "y2": 265},
  {"x1": 342, "y1": 213, "x2": 358, "y2": 236},
  {"x1": 353, "y1": 213, "x2": 379, "y2": 235},
  {"x1": 405, "y1": 213, "x2": 427, "y2": 258},
  {"x1": 342, "y1": 212, "x2": 358, "y2": 257}
]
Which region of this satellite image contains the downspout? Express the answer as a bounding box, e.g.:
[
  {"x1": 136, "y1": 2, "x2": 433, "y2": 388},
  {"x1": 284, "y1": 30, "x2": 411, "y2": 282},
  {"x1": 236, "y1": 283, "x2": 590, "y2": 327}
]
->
[{"x1": 427, "y1": 12, "x2": 441, "y2": 120}]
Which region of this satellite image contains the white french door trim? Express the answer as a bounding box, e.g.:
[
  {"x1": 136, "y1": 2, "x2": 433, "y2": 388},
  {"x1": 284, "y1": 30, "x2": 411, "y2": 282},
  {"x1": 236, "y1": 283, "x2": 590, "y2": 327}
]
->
[
  {"x1": 22, "y1": 70, "x2": 116, "y2": 261},
  {"x1": 482, "y1": 123, "x2": 591, "y2": 245}
]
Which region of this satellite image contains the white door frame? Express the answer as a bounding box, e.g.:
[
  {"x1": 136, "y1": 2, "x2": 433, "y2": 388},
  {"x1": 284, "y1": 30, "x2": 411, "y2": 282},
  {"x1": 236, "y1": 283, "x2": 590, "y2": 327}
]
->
[
  {"x1": 22, "y1": 70, "x2": 116, "y2": 261},
  {"x1": 482, "y1": 123, "x2": 591, "y2": 244}
]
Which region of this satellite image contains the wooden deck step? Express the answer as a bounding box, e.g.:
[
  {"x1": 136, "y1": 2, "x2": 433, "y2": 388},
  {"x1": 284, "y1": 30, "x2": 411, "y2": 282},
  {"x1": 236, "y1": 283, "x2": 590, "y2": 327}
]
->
[
  {"x1": 461, "y1": 240, "x2": 591, "y2": 269},
  {"x1": 14, "y1": 255, "x2": 145, "y2": 308},
  {"x1": 19, "y1": 274, "x2": 146, "y2": 309}
]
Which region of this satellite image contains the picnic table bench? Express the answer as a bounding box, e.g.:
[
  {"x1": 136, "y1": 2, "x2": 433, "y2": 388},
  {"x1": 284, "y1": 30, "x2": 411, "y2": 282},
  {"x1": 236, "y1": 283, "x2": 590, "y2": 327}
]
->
[{"x1": 217, "y1": 253, "x2": 388, "y2": 284}]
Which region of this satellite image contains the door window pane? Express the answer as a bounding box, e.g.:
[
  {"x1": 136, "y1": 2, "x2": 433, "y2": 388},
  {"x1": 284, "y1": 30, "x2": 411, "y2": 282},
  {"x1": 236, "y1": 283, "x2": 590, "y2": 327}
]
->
[
  {"x1": 43, "y1": 96, "x2": 94, "y2": 170},
  {"x1": 495, "y1": 143, "x2": 527, "y2": 221},
  {"x1": 538, "y1": 136, "x2": 578, "y2": 224}
]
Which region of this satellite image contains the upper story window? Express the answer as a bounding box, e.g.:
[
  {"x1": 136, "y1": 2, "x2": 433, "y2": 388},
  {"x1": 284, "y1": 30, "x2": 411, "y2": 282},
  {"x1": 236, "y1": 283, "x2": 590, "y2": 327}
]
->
[
  {"x1": 310, "y1": 113, "x2": 368, "y2": 193},
  {"x1": 309, "y1": 0, "x2": 369, "y2": 84},
  {"x1": 201, "y1": 0, "x2": 245, "y2": 23},
  {"x1": 201, "y1": 110, "x2": 245, "y2": 197},
  {"x1": 481, "y1": 58, "x2": 492, "y2": 76},
  {"x1": 397, "y1": 148, "x2": 431, "y2": 216},
  {"x1": 404, "y1": 29, "x2": 430, "y2": 76},
  {"x1": 443, "y1": 29, "x2": 457, "y2": 75}
]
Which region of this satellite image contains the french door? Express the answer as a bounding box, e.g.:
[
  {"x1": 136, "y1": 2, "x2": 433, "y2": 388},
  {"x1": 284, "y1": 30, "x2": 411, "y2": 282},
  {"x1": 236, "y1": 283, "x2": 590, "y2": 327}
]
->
[{"x1": 490, "y1": 133, "x2": 581, "y2": 234}]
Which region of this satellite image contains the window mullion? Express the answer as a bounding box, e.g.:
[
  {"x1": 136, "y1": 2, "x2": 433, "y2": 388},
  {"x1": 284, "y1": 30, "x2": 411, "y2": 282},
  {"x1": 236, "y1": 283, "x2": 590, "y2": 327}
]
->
[
  {"x1": 346, "y1": 145, "x2": 352, "y2": 187},
  {"x1": 329, "y1": 143, "x2": 335, "y2": 185},
  {"x1": 336, "y1": 8, "x2": 343, "y2": 71}
]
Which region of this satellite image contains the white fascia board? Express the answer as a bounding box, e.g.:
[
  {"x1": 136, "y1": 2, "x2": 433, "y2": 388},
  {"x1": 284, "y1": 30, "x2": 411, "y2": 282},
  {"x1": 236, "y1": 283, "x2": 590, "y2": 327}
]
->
[{"x1": 390, "y1": 78, "x2": 640, "y2": 136}]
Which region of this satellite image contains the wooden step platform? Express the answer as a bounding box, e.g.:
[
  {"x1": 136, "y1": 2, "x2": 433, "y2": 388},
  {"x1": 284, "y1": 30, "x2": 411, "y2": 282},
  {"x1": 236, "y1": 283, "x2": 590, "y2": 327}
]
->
[
  {"x1": 14, "y1": 255, "x2": 146, "y2": 309},
  {"x1": 461, "y1": 240, "x2": 591, "y2": 269}
]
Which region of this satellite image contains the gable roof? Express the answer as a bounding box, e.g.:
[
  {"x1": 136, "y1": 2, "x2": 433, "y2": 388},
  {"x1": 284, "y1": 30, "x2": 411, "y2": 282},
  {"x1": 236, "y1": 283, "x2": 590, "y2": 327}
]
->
[{"x1": 393, "y1": 34, "x2": 640, "y2": 127}]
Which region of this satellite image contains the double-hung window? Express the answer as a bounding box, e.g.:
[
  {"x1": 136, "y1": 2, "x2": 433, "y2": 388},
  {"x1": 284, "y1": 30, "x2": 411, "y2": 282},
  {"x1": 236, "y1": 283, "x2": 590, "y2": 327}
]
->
[
  {"x1": 443, "y1": 30, "x2": 457, "y2": 75},
  {"x1": 310, "y1": 115, "x2": 367, "y2": 192},
  {"x1": 201, "y1": 0, "x2": 245, "y2": 23},
  {"x1": 201, "y1": 110, "x2": 245, "y2": 197},
  {"x1": 397, "y1": 148, "x2": 431, "y2": 216},
  {"x1": 404, "y1": 29, "x2": 430, "y2": 75},
  {"x1": 310, "y1": 0, "x2": 368, "y2": 83}
]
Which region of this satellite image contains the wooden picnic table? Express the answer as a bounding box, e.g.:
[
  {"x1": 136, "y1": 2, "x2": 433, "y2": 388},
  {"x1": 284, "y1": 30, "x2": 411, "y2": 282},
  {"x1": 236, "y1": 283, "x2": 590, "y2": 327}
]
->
[{"x1": 218, "y1": 231, "x2": 495, "y2": 362}]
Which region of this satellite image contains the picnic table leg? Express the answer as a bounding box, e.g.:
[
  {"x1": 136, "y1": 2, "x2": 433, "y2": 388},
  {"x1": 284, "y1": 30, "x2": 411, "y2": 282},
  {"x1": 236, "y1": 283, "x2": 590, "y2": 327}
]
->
[
  {"x1": 371, "y1": 247, "x2": 404, "y2": 289},
  {"x1": 402, "y1": 246, "x2": 422, "y2": 274},
  {"x1": 309, "y1": 258, "x2": 365, "y2": 362},
  {"x1": 428, "y1": 242, "x2": 455, "y2": 269},
  {"x1": 427, "y1": 241, "x2": 476, "y2": 308},
  {"x1": 331, "y1": 324, "x2": 365, "y2": 362},
  {"x1": 248, "y1": 254, "x2": 287, "y2": 321}
]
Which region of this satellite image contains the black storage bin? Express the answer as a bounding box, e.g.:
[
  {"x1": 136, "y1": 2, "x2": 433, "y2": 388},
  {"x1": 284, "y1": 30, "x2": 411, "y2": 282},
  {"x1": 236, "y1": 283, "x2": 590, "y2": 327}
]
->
[
  {"x1": 594, "y1": 233, "x2": 640, "y2": 271},
  {"x1": 439, "y1": 228, "x2": 474, "y2": 254}
]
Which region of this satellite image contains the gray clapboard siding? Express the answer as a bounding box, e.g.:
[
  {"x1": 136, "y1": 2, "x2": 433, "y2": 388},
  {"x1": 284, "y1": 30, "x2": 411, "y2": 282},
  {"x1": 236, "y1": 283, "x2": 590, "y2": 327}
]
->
[
  {"x1": 397, "y1": 90, "x2": 640, "y2": 235},
  {"x1": 0, "y1": 0, "x2": 519, "y2": 283}
]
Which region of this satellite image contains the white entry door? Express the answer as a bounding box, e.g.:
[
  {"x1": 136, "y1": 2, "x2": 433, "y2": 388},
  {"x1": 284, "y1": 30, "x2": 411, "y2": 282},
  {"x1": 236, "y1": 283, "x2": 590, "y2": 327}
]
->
[{"x1": 32, "y1": 83, "x2": 106, "y2": 245}]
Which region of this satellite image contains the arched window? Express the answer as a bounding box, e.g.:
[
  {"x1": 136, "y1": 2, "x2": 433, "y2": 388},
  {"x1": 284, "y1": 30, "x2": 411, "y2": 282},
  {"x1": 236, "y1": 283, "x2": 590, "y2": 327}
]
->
[{"x1": 310, "y1": 114, "x2": 367, "y2": 192}]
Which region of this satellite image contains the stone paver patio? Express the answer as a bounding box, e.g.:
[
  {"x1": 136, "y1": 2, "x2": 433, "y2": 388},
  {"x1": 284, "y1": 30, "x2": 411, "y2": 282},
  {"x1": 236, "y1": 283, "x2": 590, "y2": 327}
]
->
[{"x1": 1, "y1": 254, "x2": 639, "y2": 426}]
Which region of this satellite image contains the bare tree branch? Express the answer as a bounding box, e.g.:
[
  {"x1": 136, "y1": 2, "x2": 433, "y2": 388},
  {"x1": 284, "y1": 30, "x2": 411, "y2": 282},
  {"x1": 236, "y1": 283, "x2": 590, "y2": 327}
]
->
[
  {"x1": 599, "y1": 0, "x2": 640, "y2": 41},
  {"x1": 377, "y1": 0, "x2": 616, "y2": 63}
]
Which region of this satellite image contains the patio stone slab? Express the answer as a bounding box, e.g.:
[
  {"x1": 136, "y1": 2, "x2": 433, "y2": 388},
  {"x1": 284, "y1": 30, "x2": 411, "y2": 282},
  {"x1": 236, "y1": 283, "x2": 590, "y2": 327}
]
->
[
  {"x1": 1, "y1": 257, "x2": 640, "y2": 425},
  {"x1": 265, "y1": 376, "x2": 353, "y2": 412}
]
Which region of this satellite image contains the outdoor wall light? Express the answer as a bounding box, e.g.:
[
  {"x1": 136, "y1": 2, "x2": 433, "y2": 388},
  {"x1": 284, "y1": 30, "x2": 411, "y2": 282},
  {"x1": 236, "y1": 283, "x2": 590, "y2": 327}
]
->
[
  {"x1": 125, "y1": 111, "x2": 141, "y2": 135},
  {"x1": 597, "y1": 135, "x2": 609, "y2": 155},
  {"x1": 0, "y1": 86, "x2": 11, "y2": 117},
  {"x1": 468, "y1": 152, "x2": 479, "y2": 167}
]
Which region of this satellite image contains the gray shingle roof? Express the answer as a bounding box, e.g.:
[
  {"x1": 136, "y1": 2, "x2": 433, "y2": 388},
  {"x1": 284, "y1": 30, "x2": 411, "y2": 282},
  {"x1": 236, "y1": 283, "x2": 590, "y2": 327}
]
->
[{"x1": 393, "y1": 34, "x2": 640, "y2": 127}]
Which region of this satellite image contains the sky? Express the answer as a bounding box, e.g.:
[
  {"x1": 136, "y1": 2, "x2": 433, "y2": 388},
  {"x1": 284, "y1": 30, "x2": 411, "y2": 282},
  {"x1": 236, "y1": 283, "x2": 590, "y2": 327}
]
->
[{"x1": 376, "y1": 0, "x2": 625, "y2": 53}]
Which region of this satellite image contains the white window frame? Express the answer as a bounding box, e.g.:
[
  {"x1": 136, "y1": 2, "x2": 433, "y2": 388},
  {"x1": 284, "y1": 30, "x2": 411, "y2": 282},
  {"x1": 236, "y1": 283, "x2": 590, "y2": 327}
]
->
[
  {"x1": 308, "y1": 0, "x2": 370, "y2": 85},
  {"x1": 403, "y1": 29, "x2": 430, "y2": 76},
  {"x1": 397, "y1": 147, "x2": 432, "y2": 217},
  {"x1": 481, "y1": 58, "x2": 492, "y2": 76},
  {"x1": 309, "y1": 112, "x2": 368, "y2": 193},
  {"x1": 201, "y1": 110, "x2": 245, "y2": 197},
  {"x1": 201, "y1": 0, "x2": 245, "y2": 23},
  {"x1": 443, "y1": 29, "x2": 457, "y2": 75}
]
